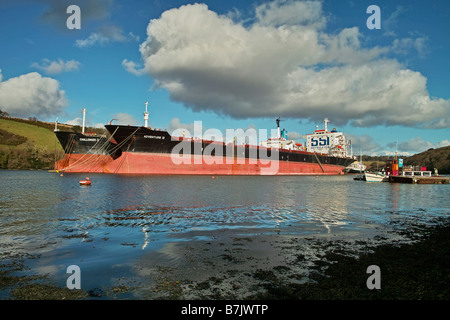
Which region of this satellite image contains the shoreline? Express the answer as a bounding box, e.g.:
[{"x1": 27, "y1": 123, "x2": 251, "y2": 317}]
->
[{"x1": 1, "y1": 217, "x2": 448, "y2": 300}]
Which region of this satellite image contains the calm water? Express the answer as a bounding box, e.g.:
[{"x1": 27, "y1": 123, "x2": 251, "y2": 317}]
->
[{"x1": 0, "y1": 170, "x2": 449, "y2": 299}]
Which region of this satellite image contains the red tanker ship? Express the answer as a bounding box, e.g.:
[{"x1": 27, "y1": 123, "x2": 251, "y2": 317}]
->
[{"x1": 55, "y1": 104, "x2": 355, "y2": 175}]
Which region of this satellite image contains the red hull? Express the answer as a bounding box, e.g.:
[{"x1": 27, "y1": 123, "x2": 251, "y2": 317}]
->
[
  {"x1": 54, "y1": 154, "x2": 113, "y2": 173},
  {"x1": 56, "y1": 152, "x2": 346, "y2": 175}
]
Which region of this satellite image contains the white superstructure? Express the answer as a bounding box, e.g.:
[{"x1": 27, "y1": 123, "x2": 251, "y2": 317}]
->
[
  {"x1": 305, "y1": 118, "x2": 352, "y2": 158},
  {"x1": 260, "y1": 117, "x2": 352, "y2": 159}
]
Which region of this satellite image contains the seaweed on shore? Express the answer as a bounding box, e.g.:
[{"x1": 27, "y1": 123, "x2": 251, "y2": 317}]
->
[{"x1": 250, "y1": 220, "x2": 450, "y2": 300}]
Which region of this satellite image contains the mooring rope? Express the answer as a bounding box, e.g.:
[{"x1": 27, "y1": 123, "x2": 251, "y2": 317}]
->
[{"x1": 59, "y1": 126, "x2": 139, "y2": 172}]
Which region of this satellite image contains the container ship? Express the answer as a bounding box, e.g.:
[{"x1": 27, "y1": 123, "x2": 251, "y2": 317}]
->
[{"x1": 55, "y1": 104, "x2": 355, "y2": 175}]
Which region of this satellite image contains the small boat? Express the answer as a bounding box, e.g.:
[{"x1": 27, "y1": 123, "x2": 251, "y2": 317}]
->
[
  {"x1": 353, "y1": 174, "x2": 366, "y2": 181},
  {"x1": 79, "y1": 177, "x2": 91, "y2": 185},
  {"x1": 364, "y1": 172, "x2": 388, "y2": 182},
  {"x1": 345, "y1": 161, "x2": 367, "y2": 173}
]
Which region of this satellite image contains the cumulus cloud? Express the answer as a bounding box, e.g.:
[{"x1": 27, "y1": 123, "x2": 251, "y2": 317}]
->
[
  {"x1": 255, "y1": 0, "x2": 326, "y2": 28},
  {"x1": 347, "y1": 133, "x2": 383, "y2": 155},
  {"x1": 65, "y1": 116, "x2": 104, "y2": 128},
  {"x1": 0, "y1": 71, "x2": 67, "y2": 119},
  {"x1": 167, "y1": 118, "x2": 197, "y2": 137},
  {"x1": 122, "y1": 59, "x2": 145, "y2": 76},
  {"x1": 132, "y1": 1, "x2": 449, "y2": 129},
  {"x1": 75, "y1": 25, "x2": 139, "y2": 48},
  {"x1": 388, "y1": 137, "x2": 450, "y2": 154},
  {"x1": 111, "y1": 112, "x2": 139, "y2": 126},
  {"x1": 65, "y1": 117, "x2": 82, "y2": 126},
  {"x1": 286, "y1": 131, "x2": 303, "y2": 141},
  {"x1": 31, "y1": 58, "x2": 80, "y2": 74},
  {"x1": 391, "y1": 36, "x2": 429, "y2": 58}
]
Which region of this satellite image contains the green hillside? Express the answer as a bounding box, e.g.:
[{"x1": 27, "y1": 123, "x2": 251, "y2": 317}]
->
[{"x1": 0, "y1": 118, "x2": 64, "y2": 169}]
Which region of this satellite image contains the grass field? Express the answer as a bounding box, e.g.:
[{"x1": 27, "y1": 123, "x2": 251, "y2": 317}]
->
[
  {"x1": 0, "y1": 118, "x2": 64, "y2": 169},
  {"x1": 0, "y1": 118, "x2": 62, "y2": 152}
]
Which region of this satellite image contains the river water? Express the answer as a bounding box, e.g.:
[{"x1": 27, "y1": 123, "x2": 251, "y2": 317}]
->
[{"x1": 0, "y1": 170, "x2": 449, "y2": 299}]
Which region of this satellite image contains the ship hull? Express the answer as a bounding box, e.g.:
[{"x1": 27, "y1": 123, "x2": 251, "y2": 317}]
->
[
  {"x1": 54, "y1": 131, "x2": 121, "y2": 172},
  {"x1": 99, "y1": 124, "x2": 354, "y2": 175},
  {"x1": 54, "y1": 124, "x2": 354, "y2": 175},
  {"x1": 55, "y1": 152, "x2": 350, "y2": 175},
  {"x1": 55, "y1": 153, "x2": 114, "y2": 173},
  {"x1": 101, "y1": 152, "x2": 349, "y2": 175}
]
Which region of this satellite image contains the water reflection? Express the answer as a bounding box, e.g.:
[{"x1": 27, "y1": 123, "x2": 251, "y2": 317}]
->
[{"x1": 1, "y1": 171, "x2": 449, "y2": 277}]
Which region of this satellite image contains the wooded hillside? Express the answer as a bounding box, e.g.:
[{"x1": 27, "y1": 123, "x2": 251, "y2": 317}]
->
[{"x1": 403, "y1": 146, "x2": 450, "y2": 174}]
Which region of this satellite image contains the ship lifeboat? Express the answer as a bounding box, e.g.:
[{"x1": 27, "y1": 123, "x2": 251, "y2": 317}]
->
[{"x1": 79, "y1": 177, "x2": 91, "y2": 186}]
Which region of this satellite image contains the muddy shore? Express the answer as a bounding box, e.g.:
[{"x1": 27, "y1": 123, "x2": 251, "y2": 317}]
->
[{"x1": 1, "y1": 218, "x2": 449, "y2": 301}]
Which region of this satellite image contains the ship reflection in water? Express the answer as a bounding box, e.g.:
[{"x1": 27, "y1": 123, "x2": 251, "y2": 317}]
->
[{"x1": 0, "y1": 170, "x2": 448, "y2": 299}]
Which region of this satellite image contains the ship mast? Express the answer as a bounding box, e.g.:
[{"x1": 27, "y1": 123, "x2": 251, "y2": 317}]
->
[
  {"x1": 276, "y1": 117, "x2": 281, "y2": 139},
  {"x1": 144, "y1": 101, "x2": 149, "y2": 127},
  {"x1": 323, "y1": 118, "x2": 329, "y2": 132},
  {"x1": 82, "y1": 108, "x2": 86, "y2": 134}
]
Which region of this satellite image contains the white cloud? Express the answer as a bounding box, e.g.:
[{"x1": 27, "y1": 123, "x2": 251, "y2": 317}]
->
[
  {"x1": 391, "y1": 36, "x2": 429, "y2": 58},
  {"x1": 0, "y1": 72, "x2": 67, "y2": 119},
  {"x1": 135, "y1": 1, "x2": 449, "y2": 129},
  {"x1": 167, "y1": 118, "x2": 262, "y2": 144},
  {"x1": 286, "y1": 131, "x2": 303, "y2": 141},
  {"x1": 65, "y1": 117, "x2": 82, "y2": 126},
  {"x1": 111, "y1": 113, "x2": 139, "y2": 126},
  {"x1": 347, "y1": 133, "x2": 383, "y2": 155},
  {"x1": 389, "y1": 137, "x2": 450, "y2": 154},
  {"x1": 75, "y1": 25, "x2": 139, "y2": 48},
  {"x1": 93, "y1": 122, "x2": 106, "y2": 129},
  {"x1": 255, "y1": 0, "x2": 325, "y2": 28},
  {"x1": 382, "y1": 5, "x2": 405, "y2": 37},
  {"x1": 122, "y1": 59, "x2": 144, "y2": 76},
  {"x1": 65, "y1": 117, "x2": 105, "y2": 129},
  {"x1": 75, "y1": 32, "x2": 109, "y2": 48},
  {"x1": 31, "y1": 58, "x2": 81, "y2": 75},
  {"x1": 167, "y1": 118, "x2": 197, "y2": 137}
]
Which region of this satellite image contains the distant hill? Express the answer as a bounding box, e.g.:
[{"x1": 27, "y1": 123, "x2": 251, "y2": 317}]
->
[
  {"x1": 403, "y1": 146, "x2": 450, "y2": 174},
  {"x1": 0, "y1": 116, "x2": 106, "y2": 170},
  {"x1": 0, "y1": 117, "x2": 63, "y2": 169}
]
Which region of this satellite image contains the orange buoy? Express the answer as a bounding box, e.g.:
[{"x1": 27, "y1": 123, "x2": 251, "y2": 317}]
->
[{"x1": 79, "y1": 177, "x2": 91, "y2": 186}]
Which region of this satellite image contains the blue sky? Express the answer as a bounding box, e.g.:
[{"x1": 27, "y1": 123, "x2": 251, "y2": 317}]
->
[{"x1": 0, "y1": 0, "x2": 449, "y2": 156}]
